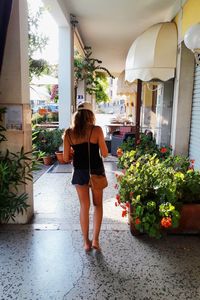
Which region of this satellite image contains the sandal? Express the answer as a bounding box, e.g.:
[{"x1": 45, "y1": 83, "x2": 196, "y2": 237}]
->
[
  {"x1": 84, "y1": 240, "x2": 92, "y2": 252},
  {"x1": 92, "y1": 241, "x2": 101, "y2": 251}
]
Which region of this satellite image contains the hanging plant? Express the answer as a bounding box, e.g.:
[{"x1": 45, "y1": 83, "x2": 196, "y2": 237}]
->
[{"x1": 74, "y1": 47, "x2": 114, "y2": 103}]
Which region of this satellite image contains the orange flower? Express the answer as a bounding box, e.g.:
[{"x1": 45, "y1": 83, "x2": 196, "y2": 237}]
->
[
  {"x1": 135, "y1": 218, "x2": 141, "y2": 225},
  {"x1": 117, "y1": 148, "x2": 123, "y2": 157},
  {"x1": 160, "y1": 217, "x2": 172, "y2": 228},
  {"x1": 160, "y1": 147, "x2": 167, "y2": 154},
  {"x1": 190, "y1": 159, "x2": 195, "y2": 164}
]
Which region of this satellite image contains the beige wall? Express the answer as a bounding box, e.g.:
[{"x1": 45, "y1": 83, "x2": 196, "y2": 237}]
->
[{"x1": 0, "y1": 0, "x2": 33, "y2": 223}]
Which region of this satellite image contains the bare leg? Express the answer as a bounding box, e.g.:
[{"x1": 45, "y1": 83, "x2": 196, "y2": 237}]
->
[
  {"x1": 75, "y1": 185, "x2": 91, "y2": 251},
  {"x1": 92, "y1": 189, "x2": 103, "y2": 249}
]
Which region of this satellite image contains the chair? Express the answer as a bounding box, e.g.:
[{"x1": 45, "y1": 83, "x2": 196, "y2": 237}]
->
[{"x1": 111, "y1": 126, "x2": 136, "y2": 156}]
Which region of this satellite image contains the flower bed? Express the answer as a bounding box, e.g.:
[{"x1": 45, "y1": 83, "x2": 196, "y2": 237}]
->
[{"x1": 114, "y1": 139, "x2": 200, "y2": 238}]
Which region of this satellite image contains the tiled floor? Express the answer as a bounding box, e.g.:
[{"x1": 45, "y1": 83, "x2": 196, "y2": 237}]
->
[{"x1": 1, "y1": 161, "x2": 200, "y2": 300}]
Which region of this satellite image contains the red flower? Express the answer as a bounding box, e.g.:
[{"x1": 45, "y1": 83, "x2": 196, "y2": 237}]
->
[
  {"x1": 136, "y1": 139, "x2": 141, "y2": 145},
  {"x1": 188, "y1": 166, "x2": 194, "y2": 171},
  {"x1": 114, "y1": 184, "x2": 118, "y2": 189},
  {"x1": 161, "y1": 217, "x2": 172, "y2": 228},
  {"x1": 190, "y1": 159, "x2": 195, "y2": 164},
  {"x1": 115, "y1": 202, "x2": 118, "y2": 207},
  {"x1": 116, "y1": 194, "x2": 120, "y2": 200},
  {"x1": 160, "y1": 147, "x2": 167, "y2": 154},
  {"x1": 126, "y1": 202, "x2": 130, "y2": 208},
  {"x1": 122, "y1": 210, "x2": 127, "y2": 217},
  {"x1": 135, "y1": 218, "x2": 141, "y2": 225}
]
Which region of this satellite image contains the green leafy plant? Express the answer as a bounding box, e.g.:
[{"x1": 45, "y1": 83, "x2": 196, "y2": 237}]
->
[
  {"x1": 28, "y1": 2, "x2": 50, "y2": 80},
  {"x1": 115, "y1": 154, "x2": 200, "y2": 238},
  {"x1": 117, "y1": 133, "x2": 172, "y2": 170},
  {"x1": 33, "y1": 128, "x2": 64, "y2": 156},
  {"x1": 74, "y1": 48, "x2": 114, "y2": 104},
  {"x1": 0, "y1": 113, "x2": 40, "y2": 222}
]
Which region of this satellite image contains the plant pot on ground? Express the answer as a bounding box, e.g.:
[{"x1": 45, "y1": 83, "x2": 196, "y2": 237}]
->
[
  {"x1": 115, "y1": 154, "x2": 200, "y2": 238},
  {"x1": 43, "y1": 155, "x2": 54, "y2": 165},
  {"x1": 55, "y1": 151, "x2": 66, "y2": 164},
  {"x1": 129, "y1": 203, "x2": 200, "y2": 236},
  {"x1": 32, "y1": 128, "x2": 64, "y2": 165}
]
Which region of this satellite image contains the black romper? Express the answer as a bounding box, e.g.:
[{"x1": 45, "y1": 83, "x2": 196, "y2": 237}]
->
[{"x1": 67, "y1": 127, "x2": 105, "y2": 185}]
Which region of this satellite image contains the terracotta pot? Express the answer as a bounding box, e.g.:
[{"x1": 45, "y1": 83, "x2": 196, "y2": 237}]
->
[
  {"x1": 129, "y1": 203, "x2": 200, "y2": 236},
  {"x1": 55, "y1": 151, "x2": 66, "y2": 164},
  {"x1": 170, "y1": 204, "x2": 200, "y2": 233},
  {"x1": 43, "y1": 156, "x2": 53, "y2": 165}
]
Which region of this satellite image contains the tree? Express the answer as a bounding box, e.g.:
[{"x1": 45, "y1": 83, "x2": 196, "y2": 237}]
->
[{"x1": 28, "y1": 3, "x2": 50, "y2": 80}]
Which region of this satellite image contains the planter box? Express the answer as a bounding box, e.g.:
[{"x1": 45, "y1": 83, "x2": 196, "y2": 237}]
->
[{"x1": 129, "y1": 204, "x2": 200, "y2": 236}]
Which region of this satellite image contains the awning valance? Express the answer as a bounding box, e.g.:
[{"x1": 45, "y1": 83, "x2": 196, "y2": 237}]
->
[
  {"x1": 117, "y1": 70, "x2": 137, "y2": 95},
  {"x1": 125, "y1": 22, "x2": 177, "y2": 82}
]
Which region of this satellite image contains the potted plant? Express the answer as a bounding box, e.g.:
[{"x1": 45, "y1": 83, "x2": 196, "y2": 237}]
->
[
  {"x1": 0, "y1": 109, "x2": 40, "y2": 223},
  {"x1": 53, "y1": 129, "x2": 66, "y2": 164},
  {"x1": 33, "y1": 129, "x2": 63, "y2": 165},
  {"x1": 115, "y1": 154, "x2": 200, "y2": 238}
]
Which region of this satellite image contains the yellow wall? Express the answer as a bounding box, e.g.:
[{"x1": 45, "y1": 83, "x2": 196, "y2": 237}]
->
[
  {"x1": 182, "y1": 0, "x2": 200, "y2": 37},
  {"x1": 174, "y1": 0, "x2": 200, "y2": 40},
  {"x1": 143, "y1": 84, "x2": 152, "y2": 107}
]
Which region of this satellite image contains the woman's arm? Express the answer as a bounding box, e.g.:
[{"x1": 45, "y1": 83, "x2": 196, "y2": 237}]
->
[
  {"x1": 63, "y1": 130, "x2": 72, "y2": 163},
  {"x1": 97, "y1": 126, "x2": 108, "y2": 158}
]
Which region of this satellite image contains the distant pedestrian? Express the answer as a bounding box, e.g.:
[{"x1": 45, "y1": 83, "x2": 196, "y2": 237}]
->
[{"x1": 63, "y1": 102, "x2": 108, "y2": 252}]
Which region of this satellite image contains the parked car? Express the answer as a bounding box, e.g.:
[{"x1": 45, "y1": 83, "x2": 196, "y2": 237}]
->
[{"x1": 45, "y1": 104, "x2": 59, "y2": 113}]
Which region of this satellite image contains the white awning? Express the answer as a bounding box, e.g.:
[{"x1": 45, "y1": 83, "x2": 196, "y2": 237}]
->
[
  {"x1": 117, "y1": 70, "x2": 137, "y2": 95},
  {"x1": 31, "y1": 75, "x2": 58, "y2": 85},
  {"x1": 125, "y1": 22, "x2": 177, "y2": 82}
]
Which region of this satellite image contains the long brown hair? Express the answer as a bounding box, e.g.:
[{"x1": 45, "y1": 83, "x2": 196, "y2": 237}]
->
[{"x1": 72, "y1": 109, "x2": 95, "y2": 138}]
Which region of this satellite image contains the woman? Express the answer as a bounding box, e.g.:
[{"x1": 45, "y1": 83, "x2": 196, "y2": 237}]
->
[{"x1": 63, "y1": 102, "x2": 108, "y2": 252}]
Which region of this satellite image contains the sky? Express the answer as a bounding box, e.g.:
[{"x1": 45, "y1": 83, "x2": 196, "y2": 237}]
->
[{"x1": 28, "y1": 0, "x2": 59, "y2": 64}]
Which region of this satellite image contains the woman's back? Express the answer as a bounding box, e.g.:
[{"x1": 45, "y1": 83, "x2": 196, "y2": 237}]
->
[{"x1": 67, "y1": 125, "x2": 105, "y2": 170}]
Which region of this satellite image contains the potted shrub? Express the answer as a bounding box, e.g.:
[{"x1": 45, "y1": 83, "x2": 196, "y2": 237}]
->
[
  {"x1": 33, "y1": 128, "x2": 64, "y2": 165},
  {"x1": 0, "y1": 111, "x2": 40, "y2": 223},
  {"x1": 115, "y1": 154, "x2": 200, "y2": 238},
  {"x1": 53, "y1": 129, "x2": 65, "y2": 164}
]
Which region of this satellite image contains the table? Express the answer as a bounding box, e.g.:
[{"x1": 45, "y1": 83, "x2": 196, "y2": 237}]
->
[{"x1": 105, "y1": 124, "x2": 135, "y2": 135}]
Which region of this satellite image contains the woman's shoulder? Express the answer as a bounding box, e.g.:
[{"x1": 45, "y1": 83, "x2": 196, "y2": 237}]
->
[
  {"x1": 64, "y1": 127, "x2": 72, "y2": 134},
  {"x1": 93, "y1": 125, "x2": 103, "y2": 132}
]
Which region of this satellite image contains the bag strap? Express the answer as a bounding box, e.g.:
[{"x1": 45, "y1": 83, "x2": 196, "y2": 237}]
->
[{"x1": 88, "y1": 126, "x2": 94, "y2": 176}]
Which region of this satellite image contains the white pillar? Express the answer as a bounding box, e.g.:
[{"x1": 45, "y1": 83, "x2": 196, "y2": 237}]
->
[
  {"x1": 0, "y1": 0, "x2": 33, "y2": 223},
  {"x1": 59, "y1": 26, "x2": 74, "y2": 129}
]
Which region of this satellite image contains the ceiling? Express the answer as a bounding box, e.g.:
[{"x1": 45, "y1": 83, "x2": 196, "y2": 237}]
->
[{"x1": 51, "y1": 0, "x2": 186, "y2": 75}]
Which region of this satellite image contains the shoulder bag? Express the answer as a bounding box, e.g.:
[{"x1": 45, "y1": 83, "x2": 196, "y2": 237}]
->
[{"x1": 88, "y1": 138, "x2": 108, "y2": 190}]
